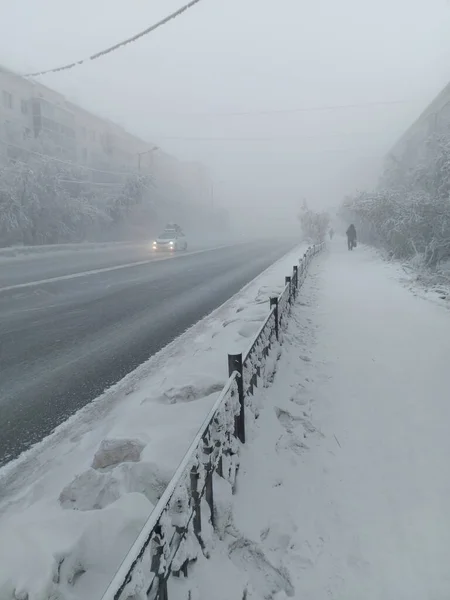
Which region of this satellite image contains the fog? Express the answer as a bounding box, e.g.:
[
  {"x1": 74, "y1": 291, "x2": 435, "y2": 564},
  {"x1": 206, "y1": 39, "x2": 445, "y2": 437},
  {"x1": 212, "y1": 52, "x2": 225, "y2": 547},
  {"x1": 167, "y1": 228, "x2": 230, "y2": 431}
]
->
[{"x1": 2, "y1": 0, "x2": 450, "y2": 232}]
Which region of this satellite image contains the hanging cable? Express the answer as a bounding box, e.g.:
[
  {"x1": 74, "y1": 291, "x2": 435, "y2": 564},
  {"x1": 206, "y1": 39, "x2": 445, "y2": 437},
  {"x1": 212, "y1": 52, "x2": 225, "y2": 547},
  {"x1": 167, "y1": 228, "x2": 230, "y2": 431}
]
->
[
  {"x1": 23, "y1": 0, "x2": 205, "y2": 77},
  {"x1": 154, "y1": 130, "x2": 386, "y2": 142},
  {"x1": 155, "y1": 99, "x2": 408, "y2": 118}
]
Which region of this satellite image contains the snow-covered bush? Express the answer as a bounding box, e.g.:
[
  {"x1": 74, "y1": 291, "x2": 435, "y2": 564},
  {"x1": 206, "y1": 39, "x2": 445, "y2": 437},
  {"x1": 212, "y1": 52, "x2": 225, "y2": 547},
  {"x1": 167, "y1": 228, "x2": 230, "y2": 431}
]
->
[{"x1": 342, "y1": 132, "x2": 450, "y2": 267}]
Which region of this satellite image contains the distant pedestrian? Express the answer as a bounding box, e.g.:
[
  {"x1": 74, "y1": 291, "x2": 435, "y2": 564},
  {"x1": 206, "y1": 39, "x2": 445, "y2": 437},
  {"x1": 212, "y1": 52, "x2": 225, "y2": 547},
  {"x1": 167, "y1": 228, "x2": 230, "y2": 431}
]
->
[
  {"x1": 346, "y1": 224, "x2": 357, "y2": 250},
  {"x1": 329, "y1": 228, "x2": 334, "y2": 240}
]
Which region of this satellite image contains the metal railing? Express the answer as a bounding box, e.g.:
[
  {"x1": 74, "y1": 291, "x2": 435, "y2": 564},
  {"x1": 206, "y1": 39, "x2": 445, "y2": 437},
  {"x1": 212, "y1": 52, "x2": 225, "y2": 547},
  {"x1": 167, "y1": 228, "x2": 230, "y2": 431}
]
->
[{"x1": 101, "y1": 242, "x2": 324, "y2": 600}]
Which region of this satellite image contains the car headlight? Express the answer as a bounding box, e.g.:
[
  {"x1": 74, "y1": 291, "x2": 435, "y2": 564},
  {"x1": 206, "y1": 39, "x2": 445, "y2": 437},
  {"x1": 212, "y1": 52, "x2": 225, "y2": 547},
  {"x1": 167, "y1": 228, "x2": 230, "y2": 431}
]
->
[{"x1": 169, "y1": 241, "x2": 174, "y2": 246}]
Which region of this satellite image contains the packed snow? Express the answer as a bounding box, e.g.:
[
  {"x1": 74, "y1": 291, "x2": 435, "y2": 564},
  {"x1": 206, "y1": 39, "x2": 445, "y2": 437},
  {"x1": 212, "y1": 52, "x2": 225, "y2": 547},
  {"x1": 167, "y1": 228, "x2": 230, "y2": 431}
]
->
[
  {"x1": 171, "y1": 238, "x2": 450, "y2": 600},
  {"x1": 0, "y1": 243, "x2": 307, "y2": 600}
]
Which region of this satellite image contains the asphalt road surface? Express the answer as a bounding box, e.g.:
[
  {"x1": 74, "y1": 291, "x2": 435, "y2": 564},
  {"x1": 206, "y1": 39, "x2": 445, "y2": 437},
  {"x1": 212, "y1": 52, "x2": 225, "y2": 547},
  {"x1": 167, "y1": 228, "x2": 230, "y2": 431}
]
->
[{"x1": 0, "y1": 240, "x2": 293, "y2": 465}]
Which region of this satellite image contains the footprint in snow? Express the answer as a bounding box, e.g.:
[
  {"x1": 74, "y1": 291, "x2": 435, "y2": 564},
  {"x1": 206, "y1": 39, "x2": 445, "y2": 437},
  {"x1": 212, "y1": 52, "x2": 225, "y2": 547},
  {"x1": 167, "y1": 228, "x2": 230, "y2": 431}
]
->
[
  {"x1": 229, "y1": 538, "x2": 295, "y2": 598},
  {"x1": 276, "y1": 432, "x2": 309, "y2": 456},
  {"x1": 275, "y1": 407, "x2": 304, "y2": 432}
]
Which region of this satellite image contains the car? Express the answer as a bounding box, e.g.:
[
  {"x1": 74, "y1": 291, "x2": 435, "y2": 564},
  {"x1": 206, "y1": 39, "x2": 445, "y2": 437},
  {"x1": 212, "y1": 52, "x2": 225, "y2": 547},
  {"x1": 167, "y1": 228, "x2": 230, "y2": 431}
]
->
[{"x1": 152, "y1": 229, "x2": 188, "y2": 252}]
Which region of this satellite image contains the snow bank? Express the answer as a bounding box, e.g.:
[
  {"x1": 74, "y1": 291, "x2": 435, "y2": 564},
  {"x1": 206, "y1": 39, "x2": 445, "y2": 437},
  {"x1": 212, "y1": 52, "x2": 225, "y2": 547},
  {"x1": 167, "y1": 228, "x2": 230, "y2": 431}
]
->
[
  {"x1": 0, "y1": 243, "x2": 308, "y2": 600},
  {"x1": 168, "y1": 263, "x2": 320, "y2": 600}
]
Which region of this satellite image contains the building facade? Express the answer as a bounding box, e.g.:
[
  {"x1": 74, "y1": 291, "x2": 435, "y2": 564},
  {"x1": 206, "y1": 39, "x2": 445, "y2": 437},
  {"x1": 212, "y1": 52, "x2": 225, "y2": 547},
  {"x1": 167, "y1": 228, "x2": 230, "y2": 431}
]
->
[
  {"x1": 388, "y1": 82, "x2": 450, "y2": 170},
  {"x1": 0, "y1": 66, "x2": 213, "y2": 198}
]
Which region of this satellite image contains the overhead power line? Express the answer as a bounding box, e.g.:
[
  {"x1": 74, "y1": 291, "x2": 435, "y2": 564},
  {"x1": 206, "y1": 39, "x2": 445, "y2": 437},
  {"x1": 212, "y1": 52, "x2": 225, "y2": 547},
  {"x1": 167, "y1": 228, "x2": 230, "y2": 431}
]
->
[
  {"x1": 220, "y1": 99, "x2": 407, "y2": 115},
  {"x1": 155, "y1": 131, "x2": 386, "y2": 142},
  {"x1": 154, "y1": 100, "x2": 408, "y2": 118},
  {"x1": 23, "y1": 0, "x2": 205, "y2": 77}
]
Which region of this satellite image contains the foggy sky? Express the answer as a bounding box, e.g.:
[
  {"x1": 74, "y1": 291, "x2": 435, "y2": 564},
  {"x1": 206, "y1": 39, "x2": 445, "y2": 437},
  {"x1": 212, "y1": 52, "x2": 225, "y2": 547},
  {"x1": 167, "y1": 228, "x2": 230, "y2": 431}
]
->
[{"x1": 1, "y1": 0, "x2": 450, "y2": 220}]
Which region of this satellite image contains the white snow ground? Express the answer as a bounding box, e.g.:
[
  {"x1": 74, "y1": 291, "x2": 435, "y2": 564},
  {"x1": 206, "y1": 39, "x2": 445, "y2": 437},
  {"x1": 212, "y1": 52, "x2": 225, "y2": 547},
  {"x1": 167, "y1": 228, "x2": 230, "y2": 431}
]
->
[
  {"x1": 172, "y1": 238, "x2": 450, "y2": 600},
  {"x1": 0, "y1": 243, "x2": 307, "y2": 600}
]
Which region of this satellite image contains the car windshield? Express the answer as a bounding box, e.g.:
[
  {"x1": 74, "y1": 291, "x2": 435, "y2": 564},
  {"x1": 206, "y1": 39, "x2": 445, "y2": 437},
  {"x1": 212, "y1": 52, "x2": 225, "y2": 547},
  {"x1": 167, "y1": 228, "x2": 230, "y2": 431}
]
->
[{"x1": 159, "y1": 232, "x2": 176, "y2": 239}]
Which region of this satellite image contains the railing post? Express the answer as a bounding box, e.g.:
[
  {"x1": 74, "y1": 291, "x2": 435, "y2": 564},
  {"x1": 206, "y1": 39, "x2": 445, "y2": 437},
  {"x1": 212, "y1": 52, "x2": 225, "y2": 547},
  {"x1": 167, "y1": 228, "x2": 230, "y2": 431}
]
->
[
  {"x1": 293, "y1": 265, "x2": 298, "y2": 290},
  {"x1": 285, "y1": 275, "x2": 292, "y2": 303},
  {"x1": 270, "y1": 296, "x2": 279, "y2": 341},
  {"x1": 228, "y1": 353, "x2": 245, "y2": 444},
  {"x1": 150, "y1": 525, "x2": 169, "y2": 600},
  {"x1": 205, "y1": 463, "x2": 214, "y2": 528},
  {"x1": 190, "y1": 465, "x2": 202, "y2": 540},
  {"x1": 158, "y1": 577, "x2": 169, "y2": 600},
  {"x1": 202, "y1": 434, "x2": 215, "y2": 528}
]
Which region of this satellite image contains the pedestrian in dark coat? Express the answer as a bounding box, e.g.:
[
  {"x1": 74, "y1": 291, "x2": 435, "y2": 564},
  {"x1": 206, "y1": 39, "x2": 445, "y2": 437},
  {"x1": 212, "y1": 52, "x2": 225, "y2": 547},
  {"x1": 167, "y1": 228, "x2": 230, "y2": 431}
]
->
[{"x1": 346, "y1": 224, "x2": 357, "y2": 250}]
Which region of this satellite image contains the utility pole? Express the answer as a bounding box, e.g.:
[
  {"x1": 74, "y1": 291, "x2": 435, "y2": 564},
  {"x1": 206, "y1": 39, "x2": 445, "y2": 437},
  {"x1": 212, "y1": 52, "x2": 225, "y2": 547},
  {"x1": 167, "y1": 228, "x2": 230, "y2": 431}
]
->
[{"x1": 137, "y1": 146, "x2": 159, "y2": 174}]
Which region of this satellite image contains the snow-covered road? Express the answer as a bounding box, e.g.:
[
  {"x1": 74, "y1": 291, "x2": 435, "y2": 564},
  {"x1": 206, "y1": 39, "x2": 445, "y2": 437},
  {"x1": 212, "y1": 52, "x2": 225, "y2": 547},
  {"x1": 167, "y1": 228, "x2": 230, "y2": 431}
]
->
[{"x1": 186, "y1": 239, "x2": 450, "y2": 600}]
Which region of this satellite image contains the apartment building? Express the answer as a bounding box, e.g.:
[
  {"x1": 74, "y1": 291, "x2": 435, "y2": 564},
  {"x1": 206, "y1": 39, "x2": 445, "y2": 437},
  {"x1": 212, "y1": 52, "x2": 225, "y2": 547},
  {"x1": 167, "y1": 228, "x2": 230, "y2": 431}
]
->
[
  {"x1": 0, "y1": 65, "x2": 213, "y2": 199},
  {"x1": 0, "y1": 67, "x2": 35, "y2": 155},
  {"x1": 388, "y1": 81, "x2": 450, "y2": 169}
]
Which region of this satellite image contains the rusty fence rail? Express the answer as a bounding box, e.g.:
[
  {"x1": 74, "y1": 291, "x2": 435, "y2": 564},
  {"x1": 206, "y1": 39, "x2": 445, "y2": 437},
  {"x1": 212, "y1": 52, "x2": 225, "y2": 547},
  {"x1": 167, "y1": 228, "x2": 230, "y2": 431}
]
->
[{"x1": 101, "y1": 242, "x2": 324, "y2": 600}]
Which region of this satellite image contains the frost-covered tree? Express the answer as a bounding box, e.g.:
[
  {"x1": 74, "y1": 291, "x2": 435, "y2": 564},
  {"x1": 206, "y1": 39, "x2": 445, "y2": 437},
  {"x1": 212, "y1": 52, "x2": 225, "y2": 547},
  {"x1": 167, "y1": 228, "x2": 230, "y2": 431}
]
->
[
  {"x1": 107, "y1": 175, "x2": 149, "y2": 225},
  {"x1": 298, "y1": 201, "x2": 330, "y2": 243},
  {"x1": 342, "y1": 131, "x2": 450, "y2": 267},
  {"x1": 0, "y1": 140, "x2": 152, "y2": 246}
]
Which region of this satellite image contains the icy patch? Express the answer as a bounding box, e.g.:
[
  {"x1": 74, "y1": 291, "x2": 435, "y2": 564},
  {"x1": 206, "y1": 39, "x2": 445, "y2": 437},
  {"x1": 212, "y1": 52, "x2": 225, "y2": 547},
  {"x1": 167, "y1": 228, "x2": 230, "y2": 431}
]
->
[{"x1": 91, "y1": 438, "x2": 145, "y2": 470}]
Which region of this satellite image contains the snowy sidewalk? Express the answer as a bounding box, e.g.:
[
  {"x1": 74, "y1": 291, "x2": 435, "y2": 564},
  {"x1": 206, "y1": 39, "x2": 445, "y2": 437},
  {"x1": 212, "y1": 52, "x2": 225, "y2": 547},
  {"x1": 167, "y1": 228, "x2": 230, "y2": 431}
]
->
[
  {"x1": 181, "y1": 240, "x2": 450, "y2": 600},
  {"x1": 284, "y1": 240, "x2": 450, "y2": 599}
]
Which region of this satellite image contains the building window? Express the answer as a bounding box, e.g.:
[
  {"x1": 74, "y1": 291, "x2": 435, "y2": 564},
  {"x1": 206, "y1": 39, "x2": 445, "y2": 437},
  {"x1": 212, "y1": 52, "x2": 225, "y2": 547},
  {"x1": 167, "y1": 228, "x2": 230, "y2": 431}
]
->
[
  {"x1": 81, "y1": 126, "x2": 86, "y2": 139},
  {"x1": 21, "y1": 99, "x2": 28, "y2": 115},
  {"x1": 90, "y1": 130, "x2": 96, "y2": 142},
  {"x1": 2, "y1": 90, "x2": 13, "y2": 109}
]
